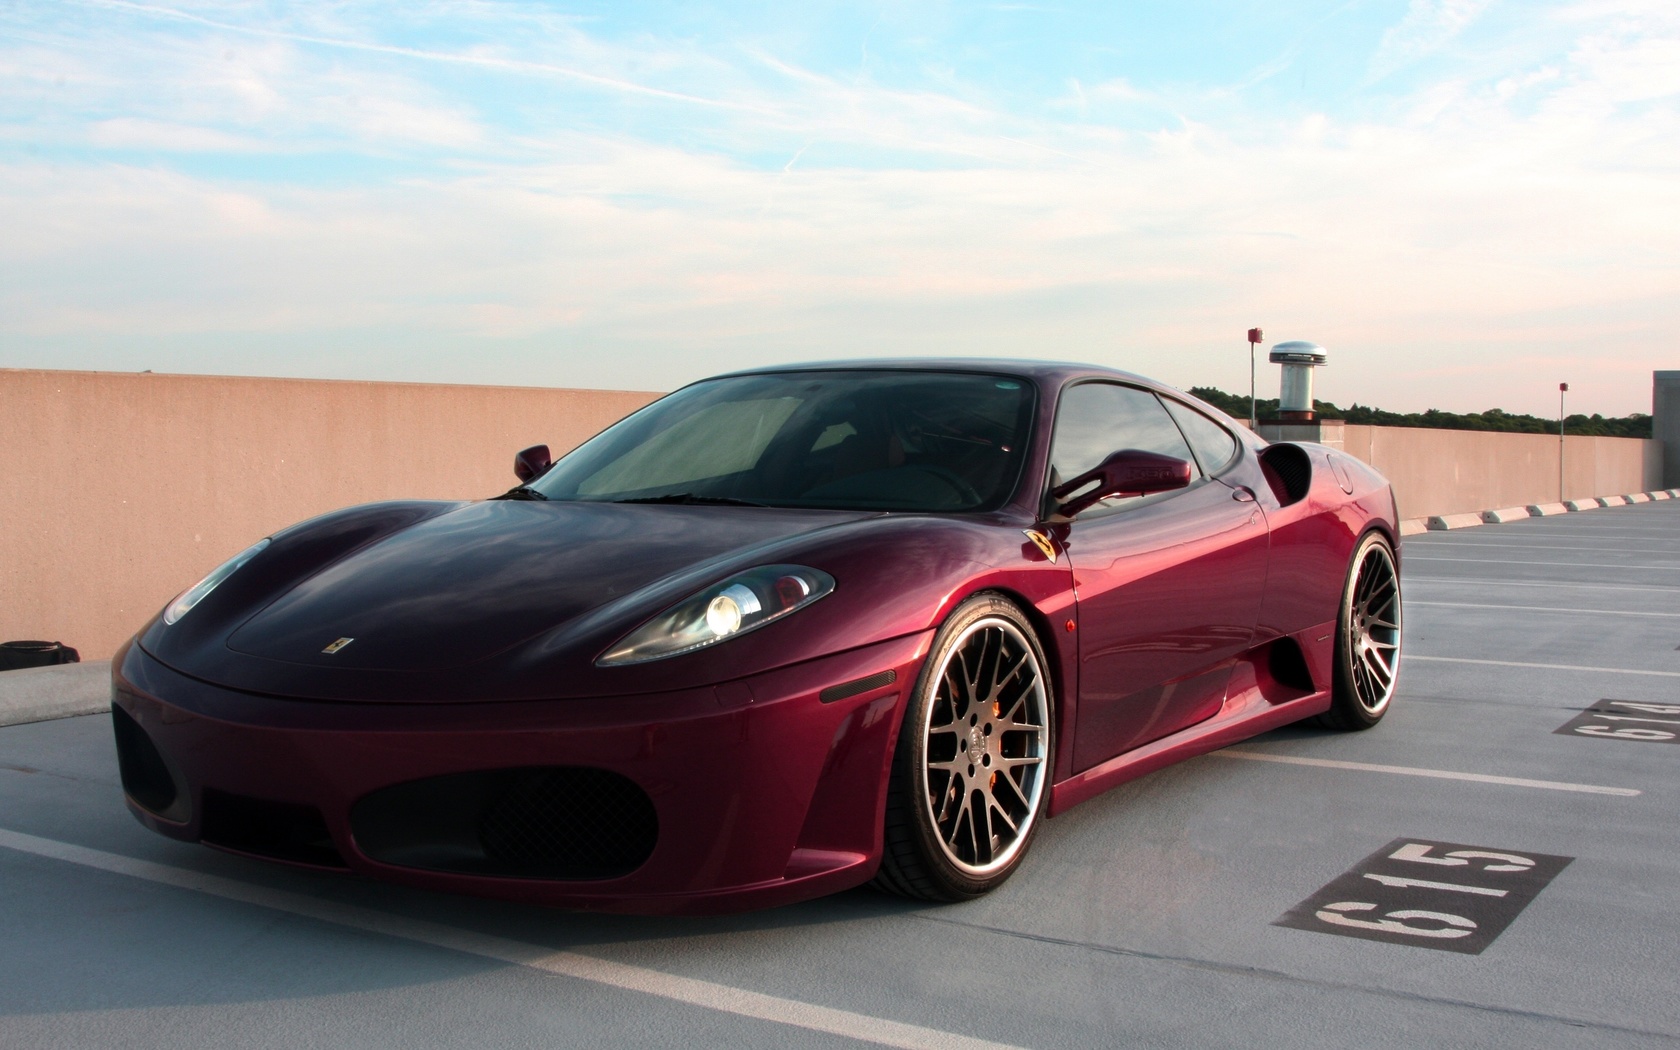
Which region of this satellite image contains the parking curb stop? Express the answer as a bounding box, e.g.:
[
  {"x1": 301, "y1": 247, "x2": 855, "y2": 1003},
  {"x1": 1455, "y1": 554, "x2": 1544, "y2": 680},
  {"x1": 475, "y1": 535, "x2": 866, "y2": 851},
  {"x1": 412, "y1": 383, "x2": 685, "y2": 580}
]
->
[
  {"x1": 1427, "y1": 513, "x2": 1485, "y2": 531},
  {"x1": 1480, "y1": 506, "x2": 1532, "y2": 524}
]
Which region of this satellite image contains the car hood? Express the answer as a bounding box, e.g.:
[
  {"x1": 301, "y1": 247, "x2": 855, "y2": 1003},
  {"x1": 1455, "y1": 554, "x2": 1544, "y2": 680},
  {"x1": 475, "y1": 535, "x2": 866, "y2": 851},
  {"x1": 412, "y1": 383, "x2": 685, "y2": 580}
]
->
[{"x1": 223, "y1": 499, "x2": 873, "y2": 673}]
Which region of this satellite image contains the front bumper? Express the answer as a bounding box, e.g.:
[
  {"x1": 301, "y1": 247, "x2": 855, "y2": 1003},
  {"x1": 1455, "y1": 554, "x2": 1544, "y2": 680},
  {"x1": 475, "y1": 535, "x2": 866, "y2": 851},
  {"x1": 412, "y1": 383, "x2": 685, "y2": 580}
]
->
[{"x1": 111, "y1": 632, "x2": 929, "y2": 914}]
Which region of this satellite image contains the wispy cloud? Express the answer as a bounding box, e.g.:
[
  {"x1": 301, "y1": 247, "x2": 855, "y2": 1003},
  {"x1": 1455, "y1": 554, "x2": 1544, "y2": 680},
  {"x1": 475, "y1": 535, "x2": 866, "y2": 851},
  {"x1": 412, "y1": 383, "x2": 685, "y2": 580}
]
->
[
  {"x1": 81, "y1": 0, "x2": 750, "y2": 109},
  {"x1": 0, "y1": 0, "x2": 1675, "y2": 415},
  {"x1": 1370, "y1": 0, "x2": 1494, "y2": 80}
]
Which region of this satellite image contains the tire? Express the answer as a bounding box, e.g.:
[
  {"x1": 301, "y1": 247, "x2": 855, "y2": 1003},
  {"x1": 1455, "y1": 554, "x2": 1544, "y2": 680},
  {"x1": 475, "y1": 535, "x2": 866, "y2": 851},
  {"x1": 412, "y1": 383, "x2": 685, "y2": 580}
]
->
[
  {"x1": 1318, "y1": 531, "x2": 1403, "y2": 731},
  {"x1": 873, "y1": 594, "x2": 1054, "y2": 901}
]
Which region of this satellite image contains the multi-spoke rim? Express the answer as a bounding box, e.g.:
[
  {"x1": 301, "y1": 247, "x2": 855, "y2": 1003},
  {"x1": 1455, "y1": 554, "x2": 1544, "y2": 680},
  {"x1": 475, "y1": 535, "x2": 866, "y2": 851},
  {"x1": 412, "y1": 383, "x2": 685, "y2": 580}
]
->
[
  {"x1": 1345, "y1": 540, "x2": 1402, "y2": 715},
  {"x1": 921, "y1": 617, "x2": 1049, "y2": 877}
]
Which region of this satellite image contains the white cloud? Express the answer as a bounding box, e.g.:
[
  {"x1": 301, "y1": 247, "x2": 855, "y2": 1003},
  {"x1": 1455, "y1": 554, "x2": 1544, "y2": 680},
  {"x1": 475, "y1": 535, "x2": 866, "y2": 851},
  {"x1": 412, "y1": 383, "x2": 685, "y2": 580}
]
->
[
  {"x1": 1371, "y1": 0, "x2": 1494, "y2": 79},
  {"x1": 1, "y1": 1, "x2": 1676, "y2": 416}
]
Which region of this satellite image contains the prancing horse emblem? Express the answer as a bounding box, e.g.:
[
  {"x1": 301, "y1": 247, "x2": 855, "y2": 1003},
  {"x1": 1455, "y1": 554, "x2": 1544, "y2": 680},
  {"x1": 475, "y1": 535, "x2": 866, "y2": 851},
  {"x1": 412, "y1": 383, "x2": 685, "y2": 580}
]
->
[
  {"x1": 322, "y1": 637, "x2": 355, "y2": 654},
  {"x1": 1022, "y1": 529, "x2": 1058, "y2": 563}
]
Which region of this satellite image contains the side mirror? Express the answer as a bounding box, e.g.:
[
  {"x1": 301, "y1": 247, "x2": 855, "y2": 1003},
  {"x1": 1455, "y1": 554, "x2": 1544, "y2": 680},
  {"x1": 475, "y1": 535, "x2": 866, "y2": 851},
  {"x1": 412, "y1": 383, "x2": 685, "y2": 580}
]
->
[
  {"x1": 1052, "y1": 449, "x2": 1192, "y2": 519},
  {"x1": 514, "y1": 444, "x2": 553, "y2": 484}
]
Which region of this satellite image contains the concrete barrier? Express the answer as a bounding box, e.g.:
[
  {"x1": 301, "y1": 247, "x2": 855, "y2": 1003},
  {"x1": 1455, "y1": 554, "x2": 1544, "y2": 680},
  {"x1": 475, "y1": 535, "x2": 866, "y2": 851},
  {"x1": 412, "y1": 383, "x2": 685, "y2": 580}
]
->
[
  {"x1": 1259, "y1": 419, "x2": 1661, "y2": 518},
  {"x1": 1652, "y1": 491, "x2": 1673, "y2": 500},
  {"x1": 5, "y1": 368, "x2": 1669, "y2": 661},
  {"x1": 1597, "y1": 495, "x2": 1628, "y2": 507},
  {"x1": 1565, "y1": 499, "x2": 1599, "y2": 511},
  {"x1": 1, "y1": 369, "x2": 660, "y2": 660},
  {"x1": 1625, "y1": 492, "x2": 1651, "y2": 503},
  {"x1": 1427, "y1": 513, "x2": 1485, "y2": 531},
  {"x1": 1527, "y1": 502, "x2": 1570, "y2": 516},
  {"x1": 1480, "y1": 506, "x2": 1532, "y2": 524}
]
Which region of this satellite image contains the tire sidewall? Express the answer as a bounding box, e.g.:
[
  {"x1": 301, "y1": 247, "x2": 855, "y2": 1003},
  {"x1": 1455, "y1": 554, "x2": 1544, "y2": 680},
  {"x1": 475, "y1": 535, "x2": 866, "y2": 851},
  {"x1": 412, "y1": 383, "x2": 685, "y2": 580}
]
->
[
  {"x1": 894, "y1": 593, "x2": 1055, "y2": 898},
  {"x1": 1332, "y1": 531, "x2": 1401, "y2": 729}
]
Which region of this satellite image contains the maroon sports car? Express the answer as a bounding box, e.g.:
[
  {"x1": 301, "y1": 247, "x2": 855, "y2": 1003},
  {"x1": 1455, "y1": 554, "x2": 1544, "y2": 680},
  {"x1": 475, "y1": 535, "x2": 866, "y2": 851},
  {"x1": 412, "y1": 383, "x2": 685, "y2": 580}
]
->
[{"x1": 112, "y1": 360, "x2": 1402, "y2": 913}]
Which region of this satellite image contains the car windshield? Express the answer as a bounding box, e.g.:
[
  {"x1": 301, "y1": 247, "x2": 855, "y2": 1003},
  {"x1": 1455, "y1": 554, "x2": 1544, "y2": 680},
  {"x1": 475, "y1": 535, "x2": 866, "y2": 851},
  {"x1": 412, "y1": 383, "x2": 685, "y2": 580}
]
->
[{"x1": 529, "y1": 370, "x2": 1037, "y2": 512}]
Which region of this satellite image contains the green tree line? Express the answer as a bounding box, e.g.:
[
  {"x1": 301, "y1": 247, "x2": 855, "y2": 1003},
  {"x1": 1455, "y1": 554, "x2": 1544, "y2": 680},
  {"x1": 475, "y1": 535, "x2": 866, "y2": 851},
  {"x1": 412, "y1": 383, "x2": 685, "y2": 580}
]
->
[{"x1": 1186, "y1": 387, "x2": 1652, "y2": 439}]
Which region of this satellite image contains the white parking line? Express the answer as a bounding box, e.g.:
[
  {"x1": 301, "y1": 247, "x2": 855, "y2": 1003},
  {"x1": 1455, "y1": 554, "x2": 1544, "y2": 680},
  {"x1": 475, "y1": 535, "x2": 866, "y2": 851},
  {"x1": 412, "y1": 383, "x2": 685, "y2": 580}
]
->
[
  {"x1": 0, "y1": 828, "x2": 1026, "y2": 1050},
  {"x1": 1212, "y1": 750, "x2": 1640, "y2": 797},
  {"x1": 1406, "y1": 655, "x2": 1680, "y2": 678},
  {"x1": 1408, "y1": 601, "x2": 1680, "y2": 618},
  {"x1": 1406, "y1": 543, "x2": 1680, "y2": 555},
  {"x1": 1405, "y1": 557, "x2": 1680, "y2": 571},
  {"x1": 1473, "y1": 526, "x2": 1678, "y2": 535},
  {"x1": 1405, "y1": 577, "x2": 1680, "y2": 594}
]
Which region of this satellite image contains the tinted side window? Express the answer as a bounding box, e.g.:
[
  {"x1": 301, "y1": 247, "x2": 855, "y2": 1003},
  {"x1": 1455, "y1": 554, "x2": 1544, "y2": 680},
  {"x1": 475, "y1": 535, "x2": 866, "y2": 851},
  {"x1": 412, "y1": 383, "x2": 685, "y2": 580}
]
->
[
  {"x1": 1163, "y1": 398, "x2": 1239, "y2": 476},
  {"x1": 1050, "y1": 383, "x2": 1200, "y2": 515}
]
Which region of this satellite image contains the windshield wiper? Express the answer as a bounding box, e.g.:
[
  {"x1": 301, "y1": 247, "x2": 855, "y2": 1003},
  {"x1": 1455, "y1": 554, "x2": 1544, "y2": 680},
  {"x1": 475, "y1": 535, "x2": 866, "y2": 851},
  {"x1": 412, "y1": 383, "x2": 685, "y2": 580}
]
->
[
  {"x1": 497, "y1": 486, "x2": 549, "y2": 501},
  {"x1": 612, "y1": 493, "x2": 767, "y2": 507}
]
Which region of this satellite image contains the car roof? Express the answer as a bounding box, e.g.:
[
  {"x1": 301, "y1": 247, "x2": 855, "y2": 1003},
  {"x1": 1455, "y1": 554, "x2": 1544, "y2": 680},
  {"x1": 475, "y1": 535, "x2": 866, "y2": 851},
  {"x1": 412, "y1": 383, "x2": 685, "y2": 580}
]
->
[
  {"x1": 701, "y1": 357, "x2": 1260, "y2": 447},
  {"x1": 711, "y1": 357, "x2": 1156, "y2": 389}
]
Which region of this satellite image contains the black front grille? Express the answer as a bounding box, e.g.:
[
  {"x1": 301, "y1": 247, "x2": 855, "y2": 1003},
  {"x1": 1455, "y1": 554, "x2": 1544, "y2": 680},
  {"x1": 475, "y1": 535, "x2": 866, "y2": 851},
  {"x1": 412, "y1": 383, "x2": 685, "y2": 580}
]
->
[
  {"x1": 200, "y1": 788, "x2": 348, "y2": 869},
  {"x1": 351, "y1": 766, "x2": 657, "y2": 881},
  {"x1": 111, "y1": 704, "x2": 178, "y2": 817}
]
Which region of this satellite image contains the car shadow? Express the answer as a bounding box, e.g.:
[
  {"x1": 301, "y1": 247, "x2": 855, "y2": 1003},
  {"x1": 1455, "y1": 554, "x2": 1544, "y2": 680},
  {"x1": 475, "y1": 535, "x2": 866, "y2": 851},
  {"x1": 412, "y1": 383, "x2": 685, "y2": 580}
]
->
[
  {"x1": 1243, "y1": 722, "x2": 1336, "y2": 743},
  {"x1": 0, "y1": 822, "x2": 933, "y2": 1019}
]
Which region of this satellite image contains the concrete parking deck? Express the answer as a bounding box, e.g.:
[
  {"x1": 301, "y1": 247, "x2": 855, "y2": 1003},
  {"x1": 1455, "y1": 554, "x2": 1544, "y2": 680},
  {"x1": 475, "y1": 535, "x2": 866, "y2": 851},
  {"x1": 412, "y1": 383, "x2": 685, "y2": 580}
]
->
[{"x1": 2, "y1": 500, "x2": 1676, "y2": 1049}]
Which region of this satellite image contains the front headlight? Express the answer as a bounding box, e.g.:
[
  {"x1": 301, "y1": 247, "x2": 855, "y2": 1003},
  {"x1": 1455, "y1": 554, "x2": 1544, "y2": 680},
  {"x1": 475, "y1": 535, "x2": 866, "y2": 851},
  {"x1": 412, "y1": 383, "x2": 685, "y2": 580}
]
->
[
  {"x1": 163, "y1": 538, "x2": 271, "y2": 625},
  {"x1": 597, "y1": 564, "x2": 835, "y2": 666}
]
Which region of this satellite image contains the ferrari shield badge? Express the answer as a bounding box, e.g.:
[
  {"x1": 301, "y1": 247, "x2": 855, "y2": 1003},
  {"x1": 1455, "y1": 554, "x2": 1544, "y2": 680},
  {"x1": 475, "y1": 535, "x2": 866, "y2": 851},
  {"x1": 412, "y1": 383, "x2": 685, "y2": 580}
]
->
[
  {"x1": 321, "y1": 637, "x2": 355, "y2": 654},
  {"x1": 1022, "y1": 529, "x2": 1058, "y2": 563}
]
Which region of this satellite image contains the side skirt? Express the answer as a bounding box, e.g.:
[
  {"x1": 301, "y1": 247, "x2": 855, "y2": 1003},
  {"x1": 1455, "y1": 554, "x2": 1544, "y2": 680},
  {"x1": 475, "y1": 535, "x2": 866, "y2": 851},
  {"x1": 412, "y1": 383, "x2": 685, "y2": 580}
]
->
[{"x1": 1049, "y1": 635, "x2": 1334, "y2": 816}]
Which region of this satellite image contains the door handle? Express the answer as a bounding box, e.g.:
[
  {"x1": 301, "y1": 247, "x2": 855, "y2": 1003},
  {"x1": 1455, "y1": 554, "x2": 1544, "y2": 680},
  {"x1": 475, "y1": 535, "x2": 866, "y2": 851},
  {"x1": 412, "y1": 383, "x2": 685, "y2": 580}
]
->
[{"x1": 1230, "y1": 485, "x2": 1257, "y2": 503}]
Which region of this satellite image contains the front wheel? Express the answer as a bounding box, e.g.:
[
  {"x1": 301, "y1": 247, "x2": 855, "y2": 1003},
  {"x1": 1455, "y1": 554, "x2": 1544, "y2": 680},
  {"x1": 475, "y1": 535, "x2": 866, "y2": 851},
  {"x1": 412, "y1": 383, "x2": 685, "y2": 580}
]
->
[
  {"x1": 1318, "y1": 531, "x2": 1402, "y2": 731},
  {"x1": 873, "y1": 595, "x2": 1054, "y2": 901}
]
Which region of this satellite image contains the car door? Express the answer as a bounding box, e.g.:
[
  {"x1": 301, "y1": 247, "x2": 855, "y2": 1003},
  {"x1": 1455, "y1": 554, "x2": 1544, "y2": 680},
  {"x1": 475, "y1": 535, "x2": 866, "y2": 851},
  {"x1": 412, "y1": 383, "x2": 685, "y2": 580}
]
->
[{"x1": 1052, "y1": 382, "x2": 1269, "y2": 772}]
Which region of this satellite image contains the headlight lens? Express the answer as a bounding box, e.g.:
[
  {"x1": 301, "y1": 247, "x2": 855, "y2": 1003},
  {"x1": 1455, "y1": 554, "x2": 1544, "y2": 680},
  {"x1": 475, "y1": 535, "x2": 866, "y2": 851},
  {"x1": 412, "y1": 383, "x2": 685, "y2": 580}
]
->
[
  {"x1": 597, "y1": 565, "x2": 834, "y2": 666},
  {"x1": 163, "y1": 538, "x2": 271, "y2": 625}
]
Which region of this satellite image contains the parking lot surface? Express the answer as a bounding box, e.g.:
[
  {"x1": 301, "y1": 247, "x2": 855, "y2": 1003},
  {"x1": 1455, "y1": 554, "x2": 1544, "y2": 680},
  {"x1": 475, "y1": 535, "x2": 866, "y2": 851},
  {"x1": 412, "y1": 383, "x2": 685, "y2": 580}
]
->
[{"x1": 3, "y1": 500, "x2": 1676, "y2": 1049}]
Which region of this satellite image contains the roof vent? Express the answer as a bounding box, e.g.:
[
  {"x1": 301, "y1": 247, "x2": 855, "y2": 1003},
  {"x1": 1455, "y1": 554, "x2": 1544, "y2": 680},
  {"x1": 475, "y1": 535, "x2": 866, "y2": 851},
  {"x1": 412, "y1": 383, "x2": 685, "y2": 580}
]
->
[{"x1": 1268, "y1": 341, "x2": 1328, "y2": 421}]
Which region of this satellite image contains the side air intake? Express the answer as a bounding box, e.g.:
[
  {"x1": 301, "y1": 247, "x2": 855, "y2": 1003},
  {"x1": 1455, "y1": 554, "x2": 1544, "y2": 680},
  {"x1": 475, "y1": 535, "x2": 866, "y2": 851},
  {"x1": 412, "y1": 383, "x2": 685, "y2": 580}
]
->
[{"x1": 1259, "y1": 444, "x2": 1313, "y2": 506}]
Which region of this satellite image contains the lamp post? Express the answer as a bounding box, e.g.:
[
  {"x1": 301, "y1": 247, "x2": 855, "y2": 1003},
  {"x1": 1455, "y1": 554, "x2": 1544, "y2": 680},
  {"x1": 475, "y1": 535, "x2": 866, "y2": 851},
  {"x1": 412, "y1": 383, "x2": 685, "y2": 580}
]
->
[
  {"x1": 1247, "y1": 328, "x2": 1263, "y2": 429},
  {"x1": 1558, "y1": 382, "x2": 1568, "y2": 502}
]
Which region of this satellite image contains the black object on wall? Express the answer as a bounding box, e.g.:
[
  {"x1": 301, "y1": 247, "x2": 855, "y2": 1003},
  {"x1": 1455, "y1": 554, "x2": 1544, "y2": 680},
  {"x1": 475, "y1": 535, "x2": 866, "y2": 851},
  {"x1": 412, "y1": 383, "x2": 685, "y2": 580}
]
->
[{"x1": 0, "y1": 640, "x2": 80, "y2": 672}]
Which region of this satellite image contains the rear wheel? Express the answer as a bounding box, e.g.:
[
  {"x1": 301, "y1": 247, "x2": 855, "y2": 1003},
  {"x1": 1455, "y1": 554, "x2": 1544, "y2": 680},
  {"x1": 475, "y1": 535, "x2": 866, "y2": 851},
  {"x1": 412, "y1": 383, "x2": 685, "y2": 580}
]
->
[
  {"x1": 1318, "y1": 532, "x2": 1402, "y2": 731},
  {"x1": 873, "y1": 595, "x2": 1053, "y2": 901}
]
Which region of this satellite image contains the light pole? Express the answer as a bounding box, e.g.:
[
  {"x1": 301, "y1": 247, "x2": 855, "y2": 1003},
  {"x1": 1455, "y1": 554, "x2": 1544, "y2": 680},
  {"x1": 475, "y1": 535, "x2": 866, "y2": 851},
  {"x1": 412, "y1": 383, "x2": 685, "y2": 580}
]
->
[
  {"x1": 1247, "y1": 327, "x2": 1263, "y2": 429},
  {"x1": 1558, "y1": 382, "x2": 1568, "y2": 502}
]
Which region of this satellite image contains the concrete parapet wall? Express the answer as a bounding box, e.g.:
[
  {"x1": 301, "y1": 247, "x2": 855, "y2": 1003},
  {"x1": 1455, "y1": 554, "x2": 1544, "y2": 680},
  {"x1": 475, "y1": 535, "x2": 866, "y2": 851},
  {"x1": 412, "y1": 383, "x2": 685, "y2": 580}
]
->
[
  {"x1": 1263, "y1": 419, "x2": 1661, "y2": 520},
  {"x1": 1656, "y1": 371, "x2": 1680, "y2": 488},
  {"x1": 4, "y1": 368, "x2": 1666, "y2": 660},
  {"x1": 2, "y1": 369, "x2": 660, "y2": 660}
]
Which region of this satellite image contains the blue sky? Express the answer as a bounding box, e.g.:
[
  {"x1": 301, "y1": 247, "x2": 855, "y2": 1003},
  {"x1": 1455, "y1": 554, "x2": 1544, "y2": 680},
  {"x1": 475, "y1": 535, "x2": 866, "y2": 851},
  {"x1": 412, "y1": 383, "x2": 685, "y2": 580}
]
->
[{"x1": 2, "y1": 0, "x2": 1676, "y2": 415}]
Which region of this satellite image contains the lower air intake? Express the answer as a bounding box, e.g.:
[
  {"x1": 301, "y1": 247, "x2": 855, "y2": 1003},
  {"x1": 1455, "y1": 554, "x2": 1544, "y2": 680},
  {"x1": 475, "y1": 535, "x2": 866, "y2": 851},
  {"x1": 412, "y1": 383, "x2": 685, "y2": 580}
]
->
[
  {"x1": 111, "y1": 704, "x2": 180, "y2": 818},
  {"x1": 350, "y1": 767, "x2": 658, "y2": 881},
  {"x1": 200, "y1": 788, "x2": 348, "y2": 869}
]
